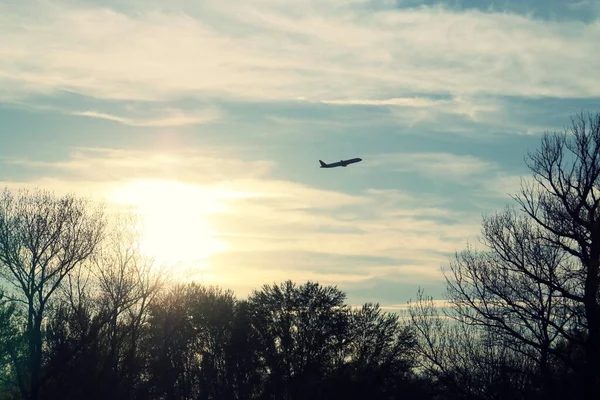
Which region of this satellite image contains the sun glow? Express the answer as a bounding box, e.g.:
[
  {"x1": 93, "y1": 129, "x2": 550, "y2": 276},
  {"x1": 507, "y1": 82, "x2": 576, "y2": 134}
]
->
[{"x1": 108, "y1": 180, "x2": 238, "y2": 277}]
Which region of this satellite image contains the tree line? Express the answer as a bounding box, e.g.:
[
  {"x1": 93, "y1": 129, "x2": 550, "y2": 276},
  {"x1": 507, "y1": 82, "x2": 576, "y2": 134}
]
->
[{"x1": 1, "y1": 111, "x2": 599, "y2": 399}]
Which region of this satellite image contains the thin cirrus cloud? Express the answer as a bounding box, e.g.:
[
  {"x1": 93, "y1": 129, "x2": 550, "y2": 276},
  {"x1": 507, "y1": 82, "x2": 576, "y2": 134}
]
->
[
  {"x1": 361, "y1": 152, "x2": 527, "y2": 207},
  {"x1": 0, "y1": 0, "x2": 598, "y2": 105},
  {"x1": 71, "y1": 106, "x2": 223, "y2": 127},
  {"x1": 364, "y1": 152, "x2": 495, "y2": 177},
  {"x1": 319, "y1": 97, "x2": 451, "y2": 107}
]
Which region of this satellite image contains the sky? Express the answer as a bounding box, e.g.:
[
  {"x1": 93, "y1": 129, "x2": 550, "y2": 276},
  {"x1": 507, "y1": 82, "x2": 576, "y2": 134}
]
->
[{"x1": 1, "y1": 0, "x2": 600, "y2": 310}]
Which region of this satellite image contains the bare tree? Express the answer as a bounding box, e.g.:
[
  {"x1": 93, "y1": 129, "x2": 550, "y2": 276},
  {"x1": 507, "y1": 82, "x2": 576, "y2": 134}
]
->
[
  {"x1": 446, "y1": 209, "x2": 575, "y2": 379},
  {"x1": 0, "y1": 188, "x2": 105, "y2": 400},
  {"x1": 90, "y1": 213, "x2": 166, "y2": 397},
  {"x1": 407, "y1": 289, "x2": 538, "y2": 400},
  {"x1": 513, "y1": 111, "x2": 600, "y2": 396},
  {"x1": 443, "y1": 111, "x2": 600, "y2": 399}
]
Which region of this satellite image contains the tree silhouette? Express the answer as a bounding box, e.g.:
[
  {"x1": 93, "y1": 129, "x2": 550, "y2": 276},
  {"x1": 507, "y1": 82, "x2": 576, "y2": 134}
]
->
[
  {"x1": 144, "y1": 283, "x2": 239, "y2": 399},
  {"x1": 0, "y1": 291, "x2": 24, "y2": 399},
  {"x1": 409, "y1": 111, "x2": 600, "y2": 400},
  {"x1": 247, "y1": 280, "x2": 349, "y2": 400},
  {"x1": 335, "y1": 302, "x2": 418, "y2": 400},
  {"x1": 513, "y1": 111, "x2": 600, "y2": 398},
  {"x1": 41, "y1": 291, "x2": 107, "y2": 400},
  {"x1": 90, "y1": 215, "x2": 165, "y2": 398},
  {"x1": 225, "y1": 299, "x2": 262, "y2": 400},
  {"x1": 445, "y1": 209, "x2": 574, "y2": 393},
  {"x1": 0, "y1": 188, "x2": 105, "y2": 400},
  {"x1": 408, "y1": 289, "x2": 540, "y2": 400}
]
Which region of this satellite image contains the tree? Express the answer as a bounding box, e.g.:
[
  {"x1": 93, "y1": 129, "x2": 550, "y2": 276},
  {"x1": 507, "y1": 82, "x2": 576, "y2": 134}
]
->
[
  {"x1": 0, "y1": 290, "x2": 25, "y2": 399},
  {"x1": 337, "y1": 302, "x2": 418, "y2": 400},
  {"x1": 144, "y1": 283, "x2": 197, "y2": 400},
  {"x1": 247, "y1": 280, "x2": 350, "y2": 399},
  {"x1": 225, "y1": 299, "x2": 262, "y2": 400},
  {"x1": 442, "y1": 111, "x2": 600, "y2": 399},
  {"x1": 90, "y1": 214, "x2": 165, "y2": 398},
  {"x1": 0, "y1": 188, "x2": 105, "y2": 400},
  {"x1": 40, "y1": 287, "x2": 107, "y2": 400},
  {"x1": 39, "y1": 214, "x2": 165, "y2": 399},
  {"x1": 408, "y1": 289, "x2": 539, "y2": 400},
  {"x1": 446, "y1": 211, "x2": 574, "y2": 392},
  {"x1": 515, "y1": 111, "x2": 600, "y2": 396},
  {"x1": 144, "y1": 283, "x2": 238, "y2": 400}
]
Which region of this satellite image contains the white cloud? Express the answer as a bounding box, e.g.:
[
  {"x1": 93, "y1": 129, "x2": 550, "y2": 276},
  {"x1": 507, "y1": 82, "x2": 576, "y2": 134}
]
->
[
  {"x1": 476, "y1": 173, "x2": 526, "y2": 200},
  {"x1": 72, "y1": 106, "x2": 222, "y2": 127},
  {"x1": 0, "y1": 0, "x2": 598, "y2": 104},
  {"x1": 1, "y1": 147, "x2": 483, "y2": 291},
  {"x1": 3, "y1": 147, "x2": 276, "y2": 184},
  {"x1": 319, "y1": 97, "x2": 451, "y2": 107},
  {"x1": 381, "y1": 299, "x2": 455, "y2": 313}
]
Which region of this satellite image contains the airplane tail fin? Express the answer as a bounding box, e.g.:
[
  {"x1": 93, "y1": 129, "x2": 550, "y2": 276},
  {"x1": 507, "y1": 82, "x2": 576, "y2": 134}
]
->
[{"x1": 319, "y1": 160, "x2": 327, "y2": 167}]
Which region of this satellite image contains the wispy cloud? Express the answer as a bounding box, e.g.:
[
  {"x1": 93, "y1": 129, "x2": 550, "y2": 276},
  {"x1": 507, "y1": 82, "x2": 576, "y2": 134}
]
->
[
  {"x1": 319, "y1": 97, "x2": 450, "y2": 107},
  {"x1": 1, "y1": 0, "x2": 598, "y2": 105},
  {"x1": 72, "y1": 106, "x2": 222, "y2": 127},
  {"x1": 0, "y1": 147, "x2": 483, "y2": 296},
  {"x1": 381, "y1": 299, "x2": 455, "y2": 313},
  {"x1": 365, "y1": 152, "x2": 495, "y2": 179},
  {"x1": 363, "y1": 151, "x2": 527, "y2": 205},
  {"x1": 3, "y1": 147, "x2": 276, "y2": 184}
]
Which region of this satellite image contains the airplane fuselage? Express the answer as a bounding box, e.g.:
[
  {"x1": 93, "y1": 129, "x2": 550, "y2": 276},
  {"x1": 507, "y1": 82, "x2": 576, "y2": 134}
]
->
[{"x1": 319, "y1": 158, "x2": 362, "y2": 168}]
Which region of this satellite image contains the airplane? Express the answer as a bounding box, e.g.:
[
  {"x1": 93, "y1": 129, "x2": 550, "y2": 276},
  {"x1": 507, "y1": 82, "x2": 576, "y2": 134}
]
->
[{"x1": 319, "y1": 158, "x2": 363, "y2": 168}]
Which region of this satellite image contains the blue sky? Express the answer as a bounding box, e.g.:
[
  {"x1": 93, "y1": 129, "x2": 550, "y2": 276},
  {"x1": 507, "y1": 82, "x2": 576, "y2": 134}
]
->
[{"x1": 1, "y1": 0, "x2": 600, "y2": 309}]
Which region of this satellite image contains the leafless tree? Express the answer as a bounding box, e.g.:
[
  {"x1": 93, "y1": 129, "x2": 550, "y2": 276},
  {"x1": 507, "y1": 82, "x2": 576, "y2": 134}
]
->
[
  {"x1": 443, "y1": 111, "x2": 600, "y2": 399},
  {"x1": 514, "y1": 111, "x2": 600, "y2": 396},
  {"x1": 0, "y1": 187, "x2": 105, "y2": 400},
  {"x1": 89, "y1": 213, "x2": 167, "y2": 395},
  {"x1": 407, "y1": 289, "x2": 537, "y2": 400},
  {"x1": 446, "y1": 210, "x2": 575, "y2": 376}
]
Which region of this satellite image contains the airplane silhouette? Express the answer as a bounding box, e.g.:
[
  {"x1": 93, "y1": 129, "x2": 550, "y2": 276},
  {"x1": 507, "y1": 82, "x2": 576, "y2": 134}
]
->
[{"x1": 319, "y1": 158, "x2": 363, "y2": 168}]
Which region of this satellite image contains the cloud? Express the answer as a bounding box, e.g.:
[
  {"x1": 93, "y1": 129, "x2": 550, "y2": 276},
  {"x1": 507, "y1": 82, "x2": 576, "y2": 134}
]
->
[
  {"x1": 365, "y1": 152, "x2": 495, "y2": 179},
  {"x1": 393, "y1": 0, "x2": 600, "y2": 23},
  {"x1": 319, "y1": 97, "x2": 450, "y2": 107},
  {"x1": 364, "y1": 151, "x2": 529, "y2": 196},
  {"x1": 0, "y1": 147, "x2": 484, "y2": 296},
  {"x1": 2, "y1": 147, "x2": 276, "y2": 184},
  {"x1": 0, "y1": 0, "x2": 599, "y2": 104},
  {"x1": 476, "y1": 174, "x2": 525, "y2": 200},
  {"x1": 381, "y1": 299, "x2": 454, "y2": 313},
  {"x1": 72, "y1": 106, "x2": 222, "y2": 127},
  {"x1": 0, "y1": 178, "x2": 117, "y2": 201}
]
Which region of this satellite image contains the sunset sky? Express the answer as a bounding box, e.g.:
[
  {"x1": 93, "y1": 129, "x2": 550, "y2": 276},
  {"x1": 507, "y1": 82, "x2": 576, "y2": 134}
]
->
[{"x1": 1, "y1": 0, "x2": 600, "y2": 309}]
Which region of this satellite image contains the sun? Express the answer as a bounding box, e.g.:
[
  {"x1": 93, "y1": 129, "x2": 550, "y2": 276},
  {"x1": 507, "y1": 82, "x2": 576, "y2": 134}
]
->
[{"x1": 108, "y1": 180, "x2": 231, "y2": 276}]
